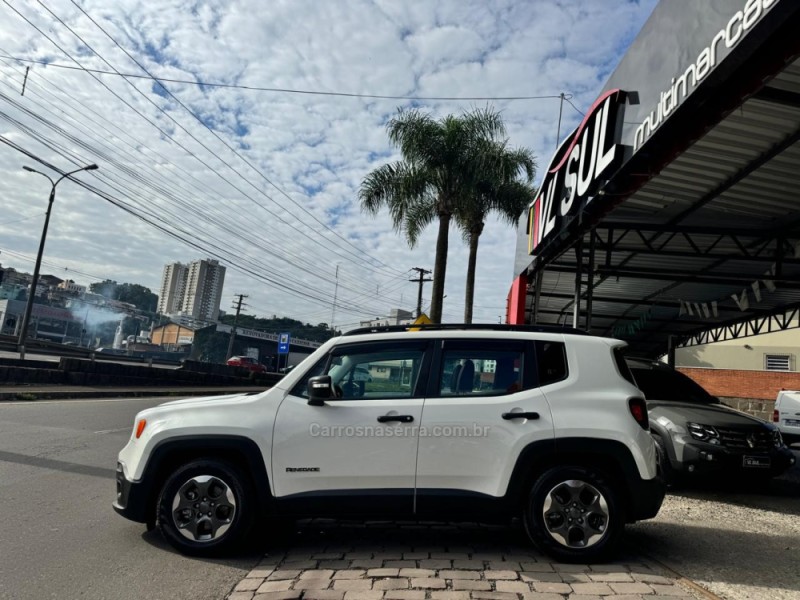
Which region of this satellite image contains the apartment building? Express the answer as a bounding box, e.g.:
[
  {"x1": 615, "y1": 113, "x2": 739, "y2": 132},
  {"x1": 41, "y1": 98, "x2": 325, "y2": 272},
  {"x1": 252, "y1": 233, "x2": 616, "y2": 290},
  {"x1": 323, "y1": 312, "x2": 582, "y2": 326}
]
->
[{"x1": 157, "y1": 259, "x2": 226, "y2": 322}]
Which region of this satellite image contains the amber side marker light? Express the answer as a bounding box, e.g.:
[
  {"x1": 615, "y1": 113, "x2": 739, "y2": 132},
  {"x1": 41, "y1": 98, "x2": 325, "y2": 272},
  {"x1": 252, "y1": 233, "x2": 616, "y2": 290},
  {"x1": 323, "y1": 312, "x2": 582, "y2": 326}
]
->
[{"x1": 135, "y1": 419, "x2": 147, "y2": 439}]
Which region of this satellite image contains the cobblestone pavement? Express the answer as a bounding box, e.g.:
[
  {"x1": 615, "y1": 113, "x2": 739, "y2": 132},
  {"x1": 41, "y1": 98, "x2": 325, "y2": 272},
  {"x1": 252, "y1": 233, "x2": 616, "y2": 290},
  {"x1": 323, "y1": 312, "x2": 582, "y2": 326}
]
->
[{"x1": 224, "y1": 521, "x2": 700, "y2": 600}]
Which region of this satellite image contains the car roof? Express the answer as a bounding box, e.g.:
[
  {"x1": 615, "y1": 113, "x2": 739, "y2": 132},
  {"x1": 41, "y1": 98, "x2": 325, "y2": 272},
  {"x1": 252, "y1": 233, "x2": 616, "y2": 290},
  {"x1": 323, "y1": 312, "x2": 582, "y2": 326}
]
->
[{"x1": 343, "y1": 323, "x2": 588, "y2": 337}]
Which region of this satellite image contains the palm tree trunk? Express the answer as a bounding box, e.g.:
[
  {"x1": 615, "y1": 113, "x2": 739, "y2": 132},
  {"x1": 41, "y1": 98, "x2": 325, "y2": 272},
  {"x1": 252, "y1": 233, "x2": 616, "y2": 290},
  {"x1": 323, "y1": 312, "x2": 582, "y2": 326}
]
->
[
  {"x1": 464, "y1": 229, "x2": 480, "y2": 324},
  {"x1": 429, "y1": 212, "x2": 451, "y2": 323}
]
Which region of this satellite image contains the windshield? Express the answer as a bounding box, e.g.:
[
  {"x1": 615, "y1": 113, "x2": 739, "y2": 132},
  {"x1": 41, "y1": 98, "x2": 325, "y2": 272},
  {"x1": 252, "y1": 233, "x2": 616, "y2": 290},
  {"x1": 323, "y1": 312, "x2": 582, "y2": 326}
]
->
[{"x1": 630, "y1": 366, "x2": 717, "y2": 404}]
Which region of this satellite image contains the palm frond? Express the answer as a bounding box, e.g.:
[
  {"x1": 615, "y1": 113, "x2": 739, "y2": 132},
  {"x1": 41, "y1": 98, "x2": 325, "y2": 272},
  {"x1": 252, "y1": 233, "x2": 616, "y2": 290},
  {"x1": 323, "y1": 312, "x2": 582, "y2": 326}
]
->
[
  {"x1": 403, "y1": 199, "x2": 438, "y2": 248},
  {"x1": 359, "y1": 161, "x2": 436, "y2": 244},
  {"x1": 387, "y1": 109, "x2": 442, "y2": 166}
]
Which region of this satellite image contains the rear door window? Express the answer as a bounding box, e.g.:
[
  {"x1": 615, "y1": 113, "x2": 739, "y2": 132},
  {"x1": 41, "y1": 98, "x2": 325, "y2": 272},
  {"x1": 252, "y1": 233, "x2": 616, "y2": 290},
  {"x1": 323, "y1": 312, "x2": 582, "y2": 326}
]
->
[
  {"x1": 435, "y1": 340, "x2": 527, "y2": 397},
  {"x1": 535, "y1": 340, "x2": 568, "y2": 385}
]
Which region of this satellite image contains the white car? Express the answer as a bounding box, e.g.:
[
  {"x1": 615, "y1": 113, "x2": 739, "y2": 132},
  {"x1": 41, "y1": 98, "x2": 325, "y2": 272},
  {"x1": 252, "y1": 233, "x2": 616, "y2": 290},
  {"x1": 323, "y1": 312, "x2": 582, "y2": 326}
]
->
[
  {"x1": 774, "y1": 390, "x2": 800, "y2": 446},
  {"x1": 113, "y1": 324, "x2": 664, "y2": 562}
]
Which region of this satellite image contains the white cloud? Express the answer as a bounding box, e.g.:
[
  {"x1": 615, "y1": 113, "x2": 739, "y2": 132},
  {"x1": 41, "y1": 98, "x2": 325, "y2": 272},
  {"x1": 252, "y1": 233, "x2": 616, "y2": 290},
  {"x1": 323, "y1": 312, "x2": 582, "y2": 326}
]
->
[{"x1": 0, "y1": 0, "x2": 657, "y2": 327}]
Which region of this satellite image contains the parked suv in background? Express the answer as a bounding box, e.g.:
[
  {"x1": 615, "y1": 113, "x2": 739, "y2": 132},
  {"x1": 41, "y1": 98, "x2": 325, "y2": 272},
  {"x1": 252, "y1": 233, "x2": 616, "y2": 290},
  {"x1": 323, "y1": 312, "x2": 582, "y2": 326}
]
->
[
  {"x1": 114, "y1": 325, "x2": 664, "y2": 562},
  {"x1": 627, "y1": 359, "x2": 795, "y2": 484},
  {"x1": 226, "y1": 355, "x2": 267, "y2": 373}
]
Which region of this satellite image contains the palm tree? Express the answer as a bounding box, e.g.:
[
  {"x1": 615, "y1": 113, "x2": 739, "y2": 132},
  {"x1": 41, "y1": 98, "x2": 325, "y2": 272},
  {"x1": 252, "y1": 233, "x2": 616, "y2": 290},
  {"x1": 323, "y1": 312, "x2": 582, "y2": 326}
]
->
[
  {"x1": 360, "y1": 107, "x2": 505, "y2": 323},
  {"x1": 456, "y1": 142, "x2": 536, "y2": 323}
]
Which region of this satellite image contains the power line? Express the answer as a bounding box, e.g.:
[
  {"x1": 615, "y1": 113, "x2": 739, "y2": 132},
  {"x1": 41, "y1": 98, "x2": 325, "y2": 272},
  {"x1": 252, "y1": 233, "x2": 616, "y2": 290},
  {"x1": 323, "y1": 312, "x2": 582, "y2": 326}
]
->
[
  {"x1": 565, "y1": 96, "x2": 585, "y2": 117},
  {"x1": 0, "y1": 52, "x2": 570, "y2": 102},
  {"x1": 0, "y1": 212, "x2": 44, "y2": 227},
  {"x1": 4, "y1": 2, "x2": 404, "y2": 281},
  {"x1": 0, "y1": 132, "x2": 392, "y2": 314},
  {"x1": 0, "y1": 246, "x2": 108, "y2": 282},
  {"x1": 0, "y1": 7, "x2": 490, "y2": 318},
  {"x1": 42, "y1": 0, "x2": 408, "y2": 278},
  {"x1": 0, "y1": 62, "x2": 416, "y2": 314},
  {"x1": 0, "y1": 89, "x2": 410, "y2": 311},
  {"x1": 0, "y1": 57, "x2": 394, "y2": 297}
]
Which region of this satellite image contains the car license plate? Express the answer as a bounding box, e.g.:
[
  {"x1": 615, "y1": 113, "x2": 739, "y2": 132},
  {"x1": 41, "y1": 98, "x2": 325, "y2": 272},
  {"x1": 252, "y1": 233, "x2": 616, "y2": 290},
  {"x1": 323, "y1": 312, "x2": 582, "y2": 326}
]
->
[
  {"x1": 743, "y1": 455, "x2": 770, "y2": 468},
  {"x1": 785, "y1": 418, "x2": 800, "y2": 427}
]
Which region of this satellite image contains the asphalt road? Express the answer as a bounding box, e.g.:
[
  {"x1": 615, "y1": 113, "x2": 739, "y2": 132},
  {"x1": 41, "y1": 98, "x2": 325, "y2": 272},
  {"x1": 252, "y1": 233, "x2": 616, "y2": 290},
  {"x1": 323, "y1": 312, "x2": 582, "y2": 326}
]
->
[{"x1": 0, "y1": 396, "x2": 262, "y2": 600}]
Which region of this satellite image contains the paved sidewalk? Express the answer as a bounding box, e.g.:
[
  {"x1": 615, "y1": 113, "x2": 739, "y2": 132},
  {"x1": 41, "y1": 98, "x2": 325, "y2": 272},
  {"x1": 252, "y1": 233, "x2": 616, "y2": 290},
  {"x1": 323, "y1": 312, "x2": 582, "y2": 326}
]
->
[{"x1": 226, "y1": 521, "x2": 702, "y2": 600}]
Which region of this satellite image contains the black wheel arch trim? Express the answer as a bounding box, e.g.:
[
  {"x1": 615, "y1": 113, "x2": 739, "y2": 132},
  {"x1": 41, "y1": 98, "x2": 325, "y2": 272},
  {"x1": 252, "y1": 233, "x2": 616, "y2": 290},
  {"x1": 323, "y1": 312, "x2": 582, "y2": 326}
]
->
[
  {"x1": 504, "y1": 437, "x2": 662, "y2": 523},
  {"x1": 648, "y1": 422, "x2": 678, "y2": 466},
  {"x1": 116, "y1": 435, "x2": 272, "y2": 524}
]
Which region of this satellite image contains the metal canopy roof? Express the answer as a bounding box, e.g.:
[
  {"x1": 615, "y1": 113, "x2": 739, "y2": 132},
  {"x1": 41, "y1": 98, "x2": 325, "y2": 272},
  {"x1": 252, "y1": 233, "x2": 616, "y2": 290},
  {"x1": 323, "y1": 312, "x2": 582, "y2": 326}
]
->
[{"x1": 528, "y1": 29, "x2": 800, "y2": 358}]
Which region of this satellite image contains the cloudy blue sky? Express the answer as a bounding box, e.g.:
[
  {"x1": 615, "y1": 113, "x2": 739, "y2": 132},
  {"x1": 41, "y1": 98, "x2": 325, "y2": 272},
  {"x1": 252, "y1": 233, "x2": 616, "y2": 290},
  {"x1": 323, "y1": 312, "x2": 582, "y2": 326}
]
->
[{"x1": 0, "y1": 0, "x2": 657, "y2": 328}]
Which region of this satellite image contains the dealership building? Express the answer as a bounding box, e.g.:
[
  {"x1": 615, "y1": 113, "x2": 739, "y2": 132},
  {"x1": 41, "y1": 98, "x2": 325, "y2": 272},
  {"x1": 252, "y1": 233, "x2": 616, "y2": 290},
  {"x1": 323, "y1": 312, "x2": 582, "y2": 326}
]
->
[
  {"x1": 507, "y1": 0, "x2": 800, "y2": 406},
  {"x1": 509, "y1": 1, "x2": 799, "y2": 349}
]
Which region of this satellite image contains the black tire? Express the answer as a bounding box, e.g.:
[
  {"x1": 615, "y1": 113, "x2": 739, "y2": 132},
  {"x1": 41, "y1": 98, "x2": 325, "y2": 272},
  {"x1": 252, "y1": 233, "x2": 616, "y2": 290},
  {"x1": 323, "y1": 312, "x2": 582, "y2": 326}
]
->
[
  {"x1": 653, "y1": 434, "x2": 674, "y2": 486},
  {"x1": 157, "y1": 459, "x2": 255, "y2": 556},
  {"x1": 524, "y1": 466, "x2": 624, "y2": 563}
]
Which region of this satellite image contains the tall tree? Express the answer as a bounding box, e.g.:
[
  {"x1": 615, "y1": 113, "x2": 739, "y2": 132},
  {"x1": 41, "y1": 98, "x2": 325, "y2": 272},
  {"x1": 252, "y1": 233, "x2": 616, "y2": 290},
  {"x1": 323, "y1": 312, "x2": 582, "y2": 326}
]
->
[
  {"x1": 456, "y1": 142, "x2": 536, "y2": 323},
  {"x1": 360, "y1": 107, "x2": 506, "y2": 323}
]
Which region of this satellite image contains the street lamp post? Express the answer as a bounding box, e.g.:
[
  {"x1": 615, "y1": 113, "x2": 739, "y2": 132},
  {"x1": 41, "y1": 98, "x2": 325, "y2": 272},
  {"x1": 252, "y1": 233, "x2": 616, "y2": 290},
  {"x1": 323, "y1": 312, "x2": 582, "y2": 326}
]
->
[{"x1": 17, "y1": 163, "x2": 99, "y2": 359}]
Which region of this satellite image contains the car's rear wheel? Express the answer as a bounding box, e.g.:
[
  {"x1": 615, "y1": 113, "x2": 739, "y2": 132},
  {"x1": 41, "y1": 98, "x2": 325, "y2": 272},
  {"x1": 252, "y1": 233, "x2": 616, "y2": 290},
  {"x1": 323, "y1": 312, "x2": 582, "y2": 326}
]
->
[
  {"x1": 157, "y1": 459, "x2": 254, "y2": 556},
  {"x1": 524, "y1": 466, "x2": 624, "y2": 563}
]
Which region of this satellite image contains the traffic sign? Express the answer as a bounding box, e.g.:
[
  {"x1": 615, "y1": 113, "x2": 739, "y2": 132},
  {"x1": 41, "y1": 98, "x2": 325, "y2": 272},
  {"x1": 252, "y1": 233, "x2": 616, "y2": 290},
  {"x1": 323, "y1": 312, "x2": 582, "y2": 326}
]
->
[
  {"x1": 278, "y1": 332, "x2": 291, "y2": 354},
  {"x1": 408, "y1": 313, "x2": 433, "y2": 331}
]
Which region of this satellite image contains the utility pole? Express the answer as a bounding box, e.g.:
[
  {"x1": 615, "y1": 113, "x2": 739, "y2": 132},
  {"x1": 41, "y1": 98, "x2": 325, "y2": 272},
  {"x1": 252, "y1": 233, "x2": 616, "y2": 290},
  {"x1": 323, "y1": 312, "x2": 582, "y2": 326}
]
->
[
  {"x1": 330, "y1": 265, "x2": 339, "y2": 335},
  {"x1": 409, "y1": 267, "x2": 432, "y2": 318},
  {"x1": 226, "y1": 294, "x2": 248, "y2": 360}
]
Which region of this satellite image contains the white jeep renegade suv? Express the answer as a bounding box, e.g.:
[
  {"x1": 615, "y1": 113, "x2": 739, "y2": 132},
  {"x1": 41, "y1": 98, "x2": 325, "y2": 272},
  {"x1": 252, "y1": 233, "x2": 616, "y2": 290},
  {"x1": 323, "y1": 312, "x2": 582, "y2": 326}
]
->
[{"x1": 114, "y1": 324, "x2": 664, "y2": 562}]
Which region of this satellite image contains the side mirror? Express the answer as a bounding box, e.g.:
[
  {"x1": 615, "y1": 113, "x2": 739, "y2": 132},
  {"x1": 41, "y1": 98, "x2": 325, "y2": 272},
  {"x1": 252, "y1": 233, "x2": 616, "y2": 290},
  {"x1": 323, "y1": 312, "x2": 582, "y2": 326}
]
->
[{"x1": 307, "y1": 375, "x2": 333, "y2": 406}]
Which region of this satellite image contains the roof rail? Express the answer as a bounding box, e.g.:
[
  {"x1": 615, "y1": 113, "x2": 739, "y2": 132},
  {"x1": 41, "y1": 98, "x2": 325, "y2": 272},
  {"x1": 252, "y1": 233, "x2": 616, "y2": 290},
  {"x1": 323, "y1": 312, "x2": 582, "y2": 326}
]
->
[{"x1": 342, "y1": 323, "x2": 588, "y2": 336}]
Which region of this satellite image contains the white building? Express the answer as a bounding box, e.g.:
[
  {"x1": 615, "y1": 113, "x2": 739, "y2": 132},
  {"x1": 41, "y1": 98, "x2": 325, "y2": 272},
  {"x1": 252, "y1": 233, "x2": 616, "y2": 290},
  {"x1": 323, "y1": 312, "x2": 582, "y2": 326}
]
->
[
  {"x1": 57, "y1": 280, "x2": 87, "y2": 295},
  {"x1": 157, "y1": 262, "x2": 187, "y2": 315},
  {"x1": 157, "y1": 259, "x2": 226, "y2": 322},
  {"x1": 359, "y1": 308, "x2": 415, "y2": 328}
]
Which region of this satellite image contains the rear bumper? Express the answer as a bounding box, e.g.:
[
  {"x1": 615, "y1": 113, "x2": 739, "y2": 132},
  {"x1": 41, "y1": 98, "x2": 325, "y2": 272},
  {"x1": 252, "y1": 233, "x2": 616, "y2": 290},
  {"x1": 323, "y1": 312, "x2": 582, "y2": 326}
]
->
[
  {"x1": 626, "y1": 475, "x2": 665, "y2": 522},
  {"x1": 112, "y1": 462, "x2": 152, "y2": 523}
]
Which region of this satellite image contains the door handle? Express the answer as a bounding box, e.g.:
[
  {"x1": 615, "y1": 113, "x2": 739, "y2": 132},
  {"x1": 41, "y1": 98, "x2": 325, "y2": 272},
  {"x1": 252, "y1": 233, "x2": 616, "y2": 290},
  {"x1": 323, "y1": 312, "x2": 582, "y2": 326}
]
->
[
  {"x1": 502, "y1": 411, "x2": 540, "y2": 420},
  {"x1": 377, "y1": 414, "x2": 414, "y2": 423}
]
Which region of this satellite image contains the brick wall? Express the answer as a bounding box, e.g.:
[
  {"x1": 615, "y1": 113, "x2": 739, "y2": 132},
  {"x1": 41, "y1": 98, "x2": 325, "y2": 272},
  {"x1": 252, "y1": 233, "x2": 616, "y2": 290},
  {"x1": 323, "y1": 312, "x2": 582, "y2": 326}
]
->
[{"x1": 678, "y1": 367, "x2": 800, "y2": 420}]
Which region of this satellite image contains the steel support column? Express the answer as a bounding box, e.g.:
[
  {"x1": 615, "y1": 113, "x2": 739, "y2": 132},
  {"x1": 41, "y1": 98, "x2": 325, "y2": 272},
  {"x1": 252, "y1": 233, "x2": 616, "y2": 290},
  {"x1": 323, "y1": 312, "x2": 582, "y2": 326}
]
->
[
  {"x1": 532, "y1": 269, "x2": 543, "y2": 324},
  {"x1": 573, "y1": 238, "x2": 583, "y2": 329},
  {"x1": 586, "y1": 233, "x2": 596, "y2": 332},
  {"x1": 667, "y1": 335, "x2": 676, "y2": 367}
]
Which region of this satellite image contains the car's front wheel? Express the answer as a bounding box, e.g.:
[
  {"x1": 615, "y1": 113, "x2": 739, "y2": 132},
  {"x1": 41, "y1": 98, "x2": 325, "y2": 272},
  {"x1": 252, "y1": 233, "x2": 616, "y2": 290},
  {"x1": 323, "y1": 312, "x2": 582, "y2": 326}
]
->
[
  {"x1": 524, "y1": 466, "x2": 624, "y2": 563},
  {"x1": 157, "y1": 459, "x2": 254, "y2": 556}
]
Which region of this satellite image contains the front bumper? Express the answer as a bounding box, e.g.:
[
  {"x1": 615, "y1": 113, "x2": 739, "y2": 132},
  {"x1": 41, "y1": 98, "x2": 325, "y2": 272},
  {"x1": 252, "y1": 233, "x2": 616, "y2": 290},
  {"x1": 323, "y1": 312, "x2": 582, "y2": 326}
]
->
[
  {"x1": 674, "y1": 439, "x2": 795, "y2": 477},
  {"x1": 113, "y1": 462, "x2": 153, "y2": 523}
]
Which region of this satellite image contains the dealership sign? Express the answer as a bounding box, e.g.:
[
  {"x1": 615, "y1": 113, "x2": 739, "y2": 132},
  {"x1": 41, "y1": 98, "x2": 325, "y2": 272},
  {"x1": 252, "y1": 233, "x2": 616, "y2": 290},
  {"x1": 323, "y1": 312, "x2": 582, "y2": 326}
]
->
[
  {"x1": 634, "y1": 0, "x2": 777, "y2": 151},
  {"x1": 528, "y1": 89, "x2": 627, "y2": 254}
]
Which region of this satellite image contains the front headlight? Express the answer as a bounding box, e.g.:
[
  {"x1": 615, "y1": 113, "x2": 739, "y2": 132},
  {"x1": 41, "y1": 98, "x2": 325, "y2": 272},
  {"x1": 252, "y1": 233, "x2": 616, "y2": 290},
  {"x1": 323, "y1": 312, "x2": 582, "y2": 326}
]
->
[{"x1": 687, "y1": 422, "x2": 721, "y2": 444}]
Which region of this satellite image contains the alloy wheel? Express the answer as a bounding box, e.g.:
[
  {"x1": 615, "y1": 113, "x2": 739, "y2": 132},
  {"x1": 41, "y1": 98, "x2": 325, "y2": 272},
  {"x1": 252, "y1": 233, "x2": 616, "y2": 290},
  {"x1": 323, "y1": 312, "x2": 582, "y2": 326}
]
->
[
  {"x1": 171, "y1": 475, "x2": 237, "y2": 542},
  {"x1": 541, "y1": 479, "x2": 609, "y2": 549}
]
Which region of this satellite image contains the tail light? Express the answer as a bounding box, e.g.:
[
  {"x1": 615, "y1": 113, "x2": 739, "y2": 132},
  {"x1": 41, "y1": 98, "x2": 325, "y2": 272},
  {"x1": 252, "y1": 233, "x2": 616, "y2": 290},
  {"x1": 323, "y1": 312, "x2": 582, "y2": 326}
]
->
[
  {"x1": 773, "y1": 409, "x2": 779, "y2": 423},
  {"x1": 628, "y1": 397, "x2": 649, "y2": 430}
]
